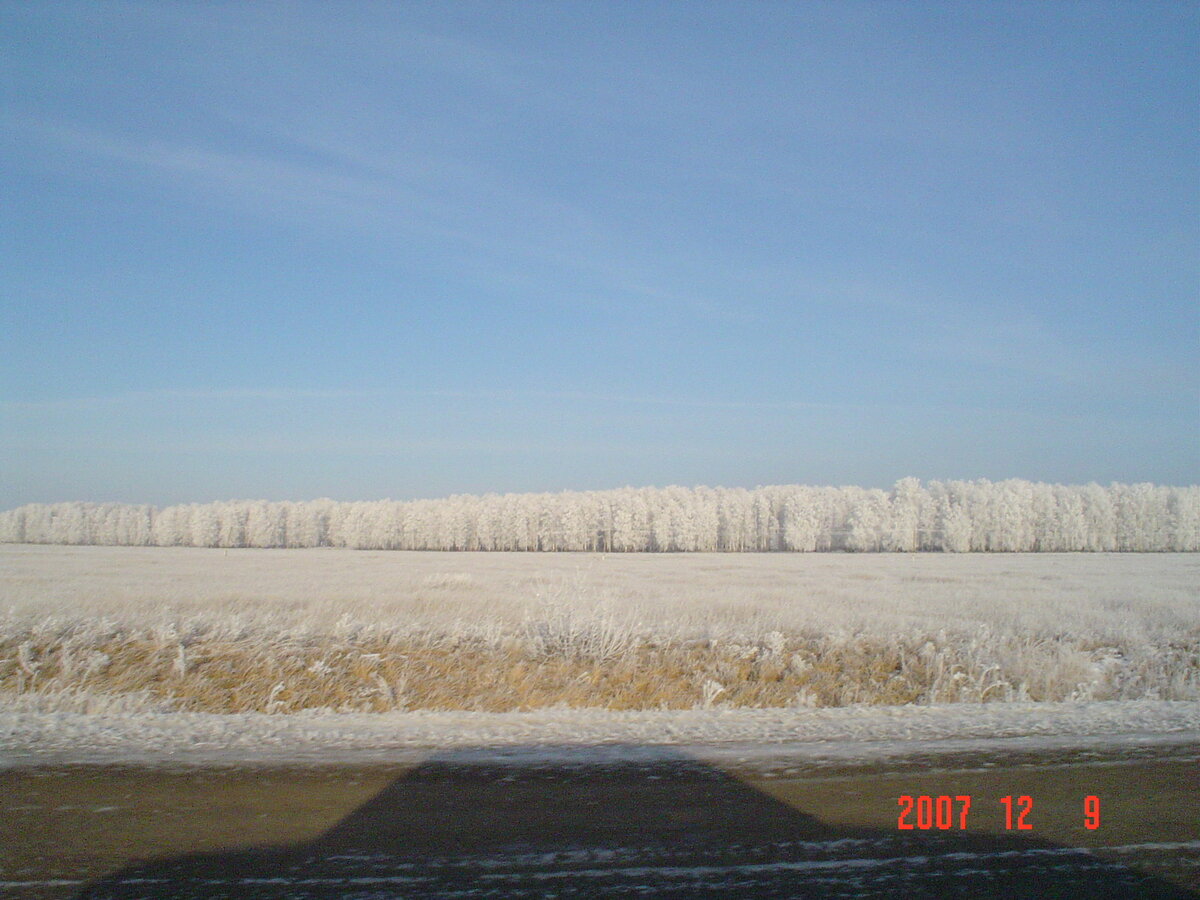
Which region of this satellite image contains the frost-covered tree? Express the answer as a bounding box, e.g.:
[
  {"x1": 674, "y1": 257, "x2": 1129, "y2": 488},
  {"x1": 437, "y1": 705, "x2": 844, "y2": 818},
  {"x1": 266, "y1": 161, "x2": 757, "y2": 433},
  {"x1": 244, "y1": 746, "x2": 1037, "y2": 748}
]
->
[
  {"x1": 3, "y1": 480, "x2": 1197, "y2": 552},
  {"x1": 1171, "y1": 486, "x2": 1200, "y2": 551},
  {"x1": 846, "y1": 488, "x2": 888, "y2": 552},
  {"x1": 781, "y1": 489, "x2": 820, "y2": 552},
  {"x1": 929, "y1": 481, "x2": 974, "y2": 553},
  {"x1": 886, "y1": 477, "x2": 923, "y2": 552},
  {"x1": 151, "y1": 504, "x2": 189, "y2": 546},
  {"x1": 189, "y1": 504, "x2": 221, "y2": 548}
]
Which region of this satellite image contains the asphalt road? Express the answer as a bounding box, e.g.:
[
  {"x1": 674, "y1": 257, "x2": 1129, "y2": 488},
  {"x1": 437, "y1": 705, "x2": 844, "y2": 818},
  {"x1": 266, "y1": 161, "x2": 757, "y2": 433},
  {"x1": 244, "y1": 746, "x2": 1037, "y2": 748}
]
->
[{"x1": 2, "y1": 745, "x2": 1197, "y2": 899}]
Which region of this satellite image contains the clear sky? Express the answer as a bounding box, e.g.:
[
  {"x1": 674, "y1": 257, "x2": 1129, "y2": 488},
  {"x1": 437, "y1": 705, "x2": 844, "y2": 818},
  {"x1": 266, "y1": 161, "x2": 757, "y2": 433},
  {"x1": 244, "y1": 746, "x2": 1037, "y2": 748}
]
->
[{"x1": 2, "y1": 1, "x2": 1197, "y2": 507}]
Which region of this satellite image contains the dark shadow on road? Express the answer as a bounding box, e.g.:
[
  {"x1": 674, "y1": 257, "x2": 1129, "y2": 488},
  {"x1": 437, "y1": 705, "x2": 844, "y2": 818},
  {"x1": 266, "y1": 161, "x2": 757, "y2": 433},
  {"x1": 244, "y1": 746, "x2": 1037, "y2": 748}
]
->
[{"x1": 77, "y1": 745, "x2": 1198, "y2": 899}]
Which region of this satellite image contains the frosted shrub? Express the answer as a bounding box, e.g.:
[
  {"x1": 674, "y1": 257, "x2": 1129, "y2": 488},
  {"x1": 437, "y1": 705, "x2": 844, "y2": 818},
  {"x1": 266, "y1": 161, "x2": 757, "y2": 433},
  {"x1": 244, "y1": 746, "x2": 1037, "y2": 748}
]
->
[{"x1": 520, "y1": 605, "x2": 637, "y2": 664}]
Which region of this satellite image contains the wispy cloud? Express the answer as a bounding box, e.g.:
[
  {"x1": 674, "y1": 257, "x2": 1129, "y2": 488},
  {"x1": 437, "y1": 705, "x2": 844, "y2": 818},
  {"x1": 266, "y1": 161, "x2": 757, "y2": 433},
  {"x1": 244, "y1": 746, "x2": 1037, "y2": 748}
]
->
[
  {"x1": 2, "y1": 384, "x2": 1108, "y2": 419},
  {"x1": 0, "y1": 431, "x2": 713, "y2": 459},
  {"x1": 0, "y1": 388, "x2": 372, "y2": 412},
  {"x1": 12, "y1": 116, "x2": 411, "y2": 223},
  {"x1": 11, "y1": 112, "x2": 749, "y2": 322},
  {"x1": 421, "y1": 388, "x2": 850, "y2": 412},
  {"x1": 0, "y1": 385, "x2": 853, "y2": 414}
]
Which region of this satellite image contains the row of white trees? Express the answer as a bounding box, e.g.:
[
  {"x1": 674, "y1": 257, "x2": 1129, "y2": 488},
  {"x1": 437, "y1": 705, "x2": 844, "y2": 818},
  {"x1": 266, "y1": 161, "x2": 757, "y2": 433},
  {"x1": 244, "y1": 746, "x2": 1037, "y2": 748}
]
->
[{"x1": 1, "y1": 479, "x2": 1197, "y2": 552}]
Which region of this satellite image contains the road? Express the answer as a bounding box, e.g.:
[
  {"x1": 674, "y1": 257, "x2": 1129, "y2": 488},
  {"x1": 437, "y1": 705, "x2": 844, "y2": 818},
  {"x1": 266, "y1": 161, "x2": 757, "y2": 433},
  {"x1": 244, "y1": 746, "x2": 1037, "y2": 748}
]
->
[{"x1": 1, "y1": 745, "x2": 1197, "y2": 898}]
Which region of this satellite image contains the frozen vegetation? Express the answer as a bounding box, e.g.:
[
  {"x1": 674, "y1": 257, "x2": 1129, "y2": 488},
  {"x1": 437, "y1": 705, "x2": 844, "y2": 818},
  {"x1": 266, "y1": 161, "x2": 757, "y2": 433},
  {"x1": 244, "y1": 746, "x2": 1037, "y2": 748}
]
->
[
  {"x1": 2, "y1": 478, "x2": 1198, "y2": 552},
  {"x1": 1, "y1": 546, "x2": 1196, "y2": 719}
]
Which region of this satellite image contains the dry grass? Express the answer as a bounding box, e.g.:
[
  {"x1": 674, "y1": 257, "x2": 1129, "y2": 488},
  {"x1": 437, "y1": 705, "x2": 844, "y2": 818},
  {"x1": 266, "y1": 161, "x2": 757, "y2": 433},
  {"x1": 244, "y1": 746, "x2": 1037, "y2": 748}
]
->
[
  {"x1": 2, "y1": 623, "x2": 1195, "y2": 715},
  {"x1": 1, "y1": 546, "x2": 1196, "y2": 714}
]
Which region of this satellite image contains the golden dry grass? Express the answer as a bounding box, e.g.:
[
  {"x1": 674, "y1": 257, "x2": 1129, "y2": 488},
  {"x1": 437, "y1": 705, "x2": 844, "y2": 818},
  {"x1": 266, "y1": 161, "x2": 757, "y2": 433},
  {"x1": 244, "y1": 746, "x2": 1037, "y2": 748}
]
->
[{"x1": 4, "y1": 627, "x2": 1195, "y2": 714}]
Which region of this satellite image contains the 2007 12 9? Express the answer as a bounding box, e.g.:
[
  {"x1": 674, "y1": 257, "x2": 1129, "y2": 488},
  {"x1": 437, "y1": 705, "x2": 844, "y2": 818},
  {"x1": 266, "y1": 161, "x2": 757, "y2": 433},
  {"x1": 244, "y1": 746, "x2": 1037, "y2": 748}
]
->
[{"x1": 897, "y1": 794, "x2": 1101, "y2": 831}]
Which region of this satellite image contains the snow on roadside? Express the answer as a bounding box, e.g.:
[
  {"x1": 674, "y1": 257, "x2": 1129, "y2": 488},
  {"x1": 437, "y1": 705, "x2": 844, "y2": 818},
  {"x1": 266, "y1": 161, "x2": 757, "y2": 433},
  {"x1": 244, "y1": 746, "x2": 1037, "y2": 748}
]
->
[{"x1": 1, "y1": 700, "x2": 1196, "y2": 769}]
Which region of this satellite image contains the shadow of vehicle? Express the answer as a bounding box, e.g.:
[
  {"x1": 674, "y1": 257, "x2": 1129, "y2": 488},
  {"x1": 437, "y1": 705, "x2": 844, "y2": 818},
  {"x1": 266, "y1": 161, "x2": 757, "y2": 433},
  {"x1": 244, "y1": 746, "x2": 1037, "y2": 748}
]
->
[{"x1": 78, "y1": 745, "x2": 1197, "y2": 899}]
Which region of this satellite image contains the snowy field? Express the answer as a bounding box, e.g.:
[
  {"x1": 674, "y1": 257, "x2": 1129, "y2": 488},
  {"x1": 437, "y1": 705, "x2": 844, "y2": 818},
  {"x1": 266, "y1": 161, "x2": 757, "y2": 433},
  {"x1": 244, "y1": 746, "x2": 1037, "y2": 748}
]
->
[
  {"x1": 3, "y1": 545, "x2": 1196, "y2": 641},
  {"x1": 4, "y1": 701, "x2": 1199, "y2": 770},
  {"x1": 1, "y1": 545, "x2": 1197, "y2": 760}
]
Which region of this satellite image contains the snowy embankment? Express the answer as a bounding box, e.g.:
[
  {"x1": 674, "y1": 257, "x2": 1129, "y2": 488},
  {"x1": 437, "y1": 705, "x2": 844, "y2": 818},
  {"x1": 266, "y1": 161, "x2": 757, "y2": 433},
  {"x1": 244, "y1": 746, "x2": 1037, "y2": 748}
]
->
[{"x1": 3, "y1": 700, "x2": 1197, "y2": 769}]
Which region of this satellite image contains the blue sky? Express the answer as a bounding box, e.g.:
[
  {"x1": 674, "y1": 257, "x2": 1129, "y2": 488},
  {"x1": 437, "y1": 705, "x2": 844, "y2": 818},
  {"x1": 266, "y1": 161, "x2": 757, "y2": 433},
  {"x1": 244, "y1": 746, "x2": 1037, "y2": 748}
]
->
[{"x1": 2, "y1": 1, "x2": 1197, "y2": 506}]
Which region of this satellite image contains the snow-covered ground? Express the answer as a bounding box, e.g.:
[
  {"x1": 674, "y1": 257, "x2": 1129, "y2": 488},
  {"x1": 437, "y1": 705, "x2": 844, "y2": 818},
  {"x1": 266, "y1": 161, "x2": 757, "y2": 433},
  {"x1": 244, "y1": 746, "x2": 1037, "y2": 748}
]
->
[
  {"x1": 3, "y1": 701, "x2": 1197, "y2": 769},
  {"x1": 1, "y1": 546, "x2": 1197, "y2": 766},
  {"x1": 3, "y1": 545, "x2": 1196, "y2": 652}
]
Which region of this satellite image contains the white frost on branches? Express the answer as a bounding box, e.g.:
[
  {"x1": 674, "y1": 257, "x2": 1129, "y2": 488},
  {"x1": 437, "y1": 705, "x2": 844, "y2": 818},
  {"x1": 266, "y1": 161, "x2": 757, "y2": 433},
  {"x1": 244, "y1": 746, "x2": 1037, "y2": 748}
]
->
[{"x1": 0, "y1": 480, "x2": 1197, "y2": 552}]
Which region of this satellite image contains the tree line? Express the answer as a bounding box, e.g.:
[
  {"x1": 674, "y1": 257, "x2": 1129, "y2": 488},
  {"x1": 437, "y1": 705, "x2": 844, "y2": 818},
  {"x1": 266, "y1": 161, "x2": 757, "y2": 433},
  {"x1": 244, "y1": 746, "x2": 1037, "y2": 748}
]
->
[{"x1": 1, "y1": 479, "x2": 1197, "y2": 552}]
